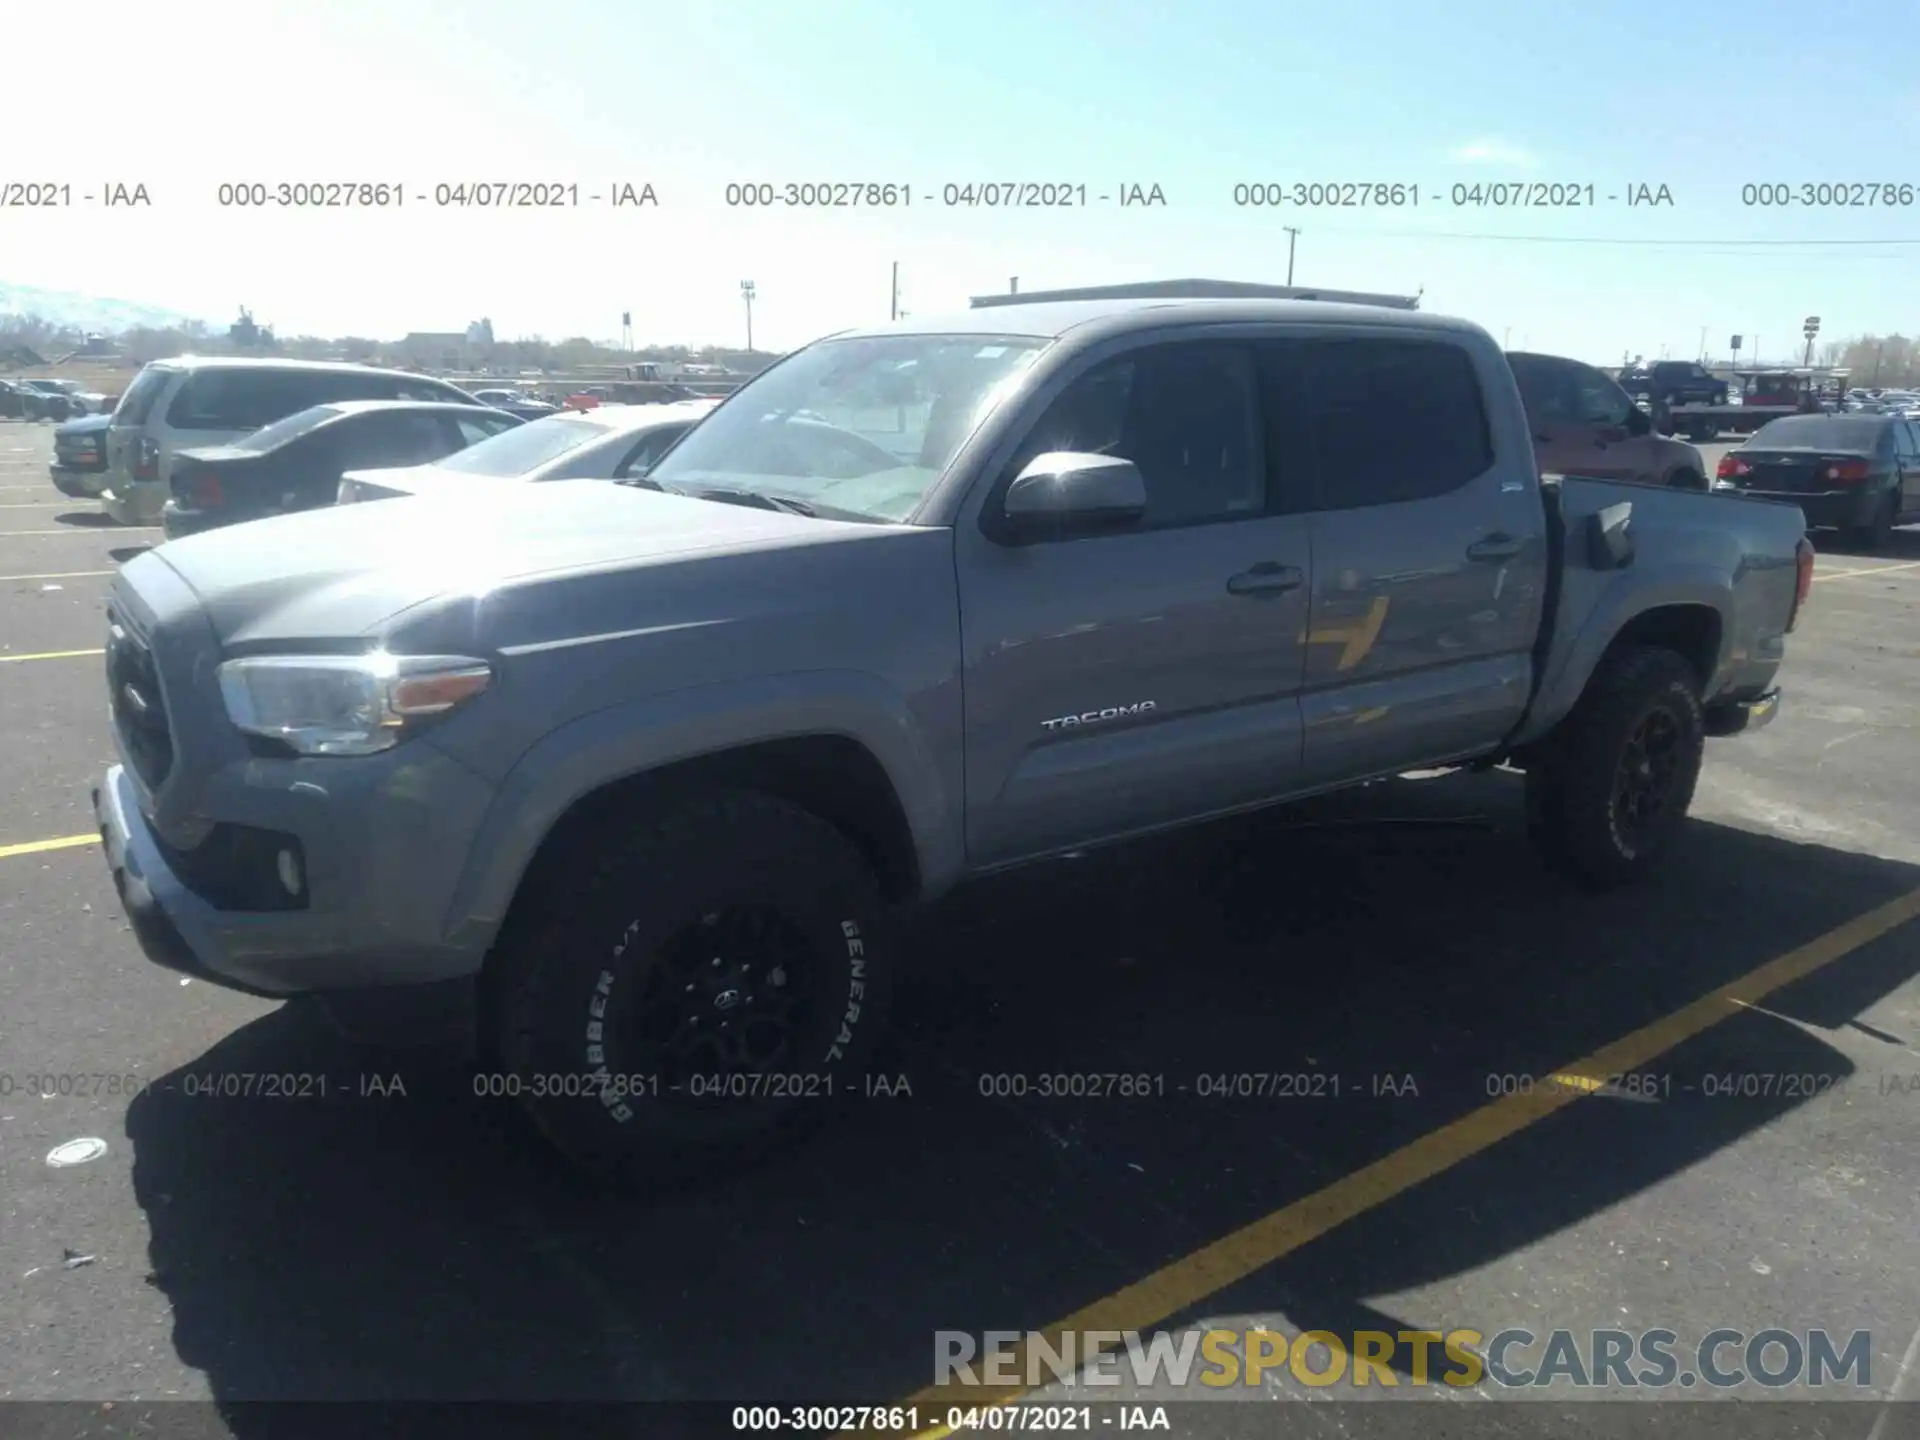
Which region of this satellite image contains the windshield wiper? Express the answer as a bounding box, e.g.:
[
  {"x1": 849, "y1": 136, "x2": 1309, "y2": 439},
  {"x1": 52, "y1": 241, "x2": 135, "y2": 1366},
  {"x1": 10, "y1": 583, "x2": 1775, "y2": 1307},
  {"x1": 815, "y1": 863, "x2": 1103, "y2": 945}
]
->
[{"x1": 661, "y1": 483, "x2": 817, "y2": 517}]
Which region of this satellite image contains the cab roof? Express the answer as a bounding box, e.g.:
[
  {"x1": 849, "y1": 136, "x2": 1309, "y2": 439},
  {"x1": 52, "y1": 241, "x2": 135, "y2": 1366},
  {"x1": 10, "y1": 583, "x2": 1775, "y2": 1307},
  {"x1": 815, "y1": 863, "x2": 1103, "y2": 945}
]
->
[{"x1": 831, "y1": 297, "x2": 1480, "y2": 345}]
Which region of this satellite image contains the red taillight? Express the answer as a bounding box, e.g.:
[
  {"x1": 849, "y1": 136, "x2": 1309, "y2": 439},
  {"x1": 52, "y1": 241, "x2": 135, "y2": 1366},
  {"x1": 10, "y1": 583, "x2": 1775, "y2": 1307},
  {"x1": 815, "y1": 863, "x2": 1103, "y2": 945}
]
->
[
  {"x1": 1788, "y1": 537, "x2": 1815, "y2": 632},
  {"x1": 134, "y1": 438, "x2": 160, "y2": 482},
  {"x1": 1716, "y1": 455, "x2": 1751, "y2": 480},
  {"x1": 1826, "y1": 460, "x2": 1869, "y2": 483},
  {"x1": 183, "y1": 470, "x2": 222, "y2": 507}
]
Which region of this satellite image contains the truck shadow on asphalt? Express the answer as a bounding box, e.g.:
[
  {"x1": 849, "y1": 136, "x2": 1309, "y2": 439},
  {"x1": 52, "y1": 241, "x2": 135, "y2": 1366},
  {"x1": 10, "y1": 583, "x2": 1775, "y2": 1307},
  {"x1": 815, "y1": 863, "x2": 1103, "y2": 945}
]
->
[{"x1": 122, "y1": 771, "x2": 1920, "y2": 1415}]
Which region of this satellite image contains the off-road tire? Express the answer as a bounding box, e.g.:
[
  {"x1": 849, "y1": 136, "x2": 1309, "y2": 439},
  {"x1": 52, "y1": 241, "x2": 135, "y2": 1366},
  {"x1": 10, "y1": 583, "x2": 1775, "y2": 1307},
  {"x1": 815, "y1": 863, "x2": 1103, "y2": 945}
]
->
[
  {"x1": 1525, "y1": 645, "x2": 1705, "y2": 890},
  {"x1": 489, "y1": 789, "x2": 892, "y2": 1188}
]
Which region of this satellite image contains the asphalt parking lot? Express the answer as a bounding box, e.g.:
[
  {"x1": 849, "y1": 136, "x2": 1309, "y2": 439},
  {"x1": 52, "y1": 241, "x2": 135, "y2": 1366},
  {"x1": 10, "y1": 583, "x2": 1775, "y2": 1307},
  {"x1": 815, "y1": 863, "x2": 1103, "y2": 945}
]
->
[{"x1": 2, "y1": 422, "x2": 1919, "y2": 1439}]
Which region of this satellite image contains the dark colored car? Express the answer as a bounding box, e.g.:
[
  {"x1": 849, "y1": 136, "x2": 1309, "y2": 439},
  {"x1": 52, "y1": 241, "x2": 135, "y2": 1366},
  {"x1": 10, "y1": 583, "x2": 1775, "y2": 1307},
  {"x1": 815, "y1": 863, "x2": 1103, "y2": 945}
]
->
[
  {"x1": 1618, "y1": 360, "x2": 1729, "y2": 410},
  {"x1": 1507, "y1": 352, "x2": 1709, "y2": 489},
  {"x1": 469, "y1": 388, "x2": 560, "y2": 421},
  {"x1": 1716, "y1": 412, "x2": 1920, "y2": 550},
  {"x1": 50, "y1": 412, "x2": 113, "y2": 497},
  {"x1": 161, "y1": 400, "x2": 522, "y2": 540},
  {"x1": 0, "y1": 377, "x2": 76, "y2": 420}
]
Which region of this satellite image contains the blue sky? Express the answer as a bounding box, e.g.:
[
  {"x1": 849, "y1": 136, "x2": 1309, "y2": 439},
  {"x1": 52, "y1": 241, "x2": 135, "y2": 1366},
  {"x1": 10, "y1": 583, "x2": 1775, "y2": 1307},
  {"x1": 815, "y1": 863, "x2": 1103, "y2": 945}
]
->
[{"x1": 8, "y1": 0, "x2": 1917, "y2": 361}]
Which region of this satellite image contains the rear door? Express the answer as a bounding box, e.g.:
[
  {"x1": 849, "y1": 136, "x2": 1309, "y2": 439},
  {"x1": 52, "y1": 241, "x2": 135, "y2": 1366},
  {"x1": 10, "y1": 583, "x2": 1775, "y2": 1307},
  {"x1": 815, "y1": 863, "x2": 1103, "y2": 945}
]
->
[{"x1": 1291, "y1": 334, "x2": 1547, "y2": 788}]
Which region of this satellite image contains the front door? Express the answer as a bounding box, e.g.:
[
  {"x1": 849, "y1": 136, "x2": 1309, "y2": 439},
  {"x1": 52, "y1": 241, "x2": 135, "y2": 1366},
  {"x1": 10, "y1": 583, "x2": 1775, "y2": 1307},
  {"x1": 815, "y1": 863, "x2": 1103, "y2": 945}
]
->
[{"x1": 955, "y1": 339, "x2": 1314, "y2": 867}]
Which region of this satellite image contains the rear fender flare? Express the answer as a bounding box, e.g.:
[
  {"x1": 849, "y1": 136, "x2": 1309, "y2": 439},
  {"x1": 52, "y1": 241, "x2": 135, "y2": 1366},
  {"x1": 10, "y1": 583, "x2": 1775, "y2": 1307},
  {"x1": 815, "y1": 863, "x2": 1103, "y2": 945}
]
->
[{"x1": 1514, "y1": 567, "x2": 1735, "y2": 747}]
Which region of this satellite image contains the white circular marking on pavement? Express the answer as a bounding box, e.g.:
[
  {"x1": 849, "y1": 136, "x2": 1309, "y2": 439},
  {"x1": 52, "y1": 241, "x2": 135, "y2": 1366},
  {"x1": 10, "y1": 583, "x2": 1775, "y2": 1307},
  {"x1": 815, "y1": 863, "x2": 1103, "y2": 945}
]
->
[{"x1": 46, "y1": 1137, "x2": 109, "y2": 1167}]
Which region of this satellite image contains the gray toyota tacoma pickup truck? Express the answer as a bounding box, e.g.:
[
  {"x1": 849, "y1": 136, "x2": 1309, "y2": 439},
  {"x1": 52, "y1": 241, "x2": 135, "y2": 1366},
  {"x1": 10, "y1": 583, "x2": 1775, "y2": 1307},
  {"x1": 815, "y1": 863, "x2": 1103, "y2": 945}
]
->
[{"x1": 93, "y1": 297, "x2": 1813, "y2": 1185}]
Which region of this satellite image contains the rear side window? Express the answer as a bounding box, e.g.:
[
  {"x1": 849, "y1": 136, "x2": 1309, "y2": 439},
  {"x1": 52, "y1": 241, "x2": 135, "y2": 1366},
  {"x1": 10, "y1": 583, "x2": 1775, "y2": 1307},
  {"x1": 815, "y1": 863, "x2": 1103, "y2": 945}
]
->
[
  {"x1": 166, "y1": 369, "x2": 340, "y2": 430},
  {"x1": 112, "y1": 365, "x2": 174, "y2": 425},
  {"x1": 1299, "y1": 339, "x2": 1493, "y2": 508}
]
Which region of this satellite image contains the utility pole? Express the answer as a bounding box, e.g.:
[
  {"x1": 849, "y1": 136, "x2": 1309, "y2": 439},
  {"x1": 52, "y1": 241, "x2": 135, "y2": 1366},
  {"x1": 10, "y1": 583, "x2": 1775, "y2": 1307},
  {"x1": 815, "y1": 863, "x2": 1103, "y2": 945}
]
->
[
  {"x1": 1010, "y1": 276, "x2": 1019, "y2": 294},
  {"x1": 890, "y1": 262, "x2": 899, "y2": 321},
  {"x1": 1698, "y1": 326, "x2": 1706, "y2": 362},
  {"x1": 1283, "y1": 227, "x2": 1300, "y2": 285},
  {"x1": 740, "y1": 280, "x2": 756, "y2": 353},
  {"x1": 1503, "y1": 327, "x2": 1511, "y2": 349}
]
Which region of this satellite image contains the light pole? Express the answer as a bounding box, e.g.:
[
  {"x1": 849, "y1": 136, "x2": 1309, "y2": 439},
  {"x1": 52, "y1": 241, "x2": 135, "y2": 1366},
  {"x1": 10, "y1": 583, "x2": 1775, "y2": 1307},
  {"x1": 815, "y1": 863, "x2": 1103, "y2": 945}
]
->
[
  {"x1": 890, "y1": 262, "x2": 899, "y2": 321},
  {"x1": 740, "y1": 281, "x2": 757, "y2": 352},
  {"x1": 1283, "y1": 227, "x2": 1300, "y2": 285}
]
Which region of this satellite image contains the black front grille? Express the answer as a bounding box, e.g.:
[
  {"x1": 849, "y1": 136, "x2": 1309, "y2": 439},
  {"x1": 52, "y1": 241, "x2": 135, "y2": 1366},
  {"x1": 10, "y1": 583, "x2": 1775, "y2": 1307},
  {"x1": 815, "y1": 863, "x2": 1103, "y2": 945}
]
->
[{"x1": 106, "y1": 607, "x2": 174, "y2": 788}]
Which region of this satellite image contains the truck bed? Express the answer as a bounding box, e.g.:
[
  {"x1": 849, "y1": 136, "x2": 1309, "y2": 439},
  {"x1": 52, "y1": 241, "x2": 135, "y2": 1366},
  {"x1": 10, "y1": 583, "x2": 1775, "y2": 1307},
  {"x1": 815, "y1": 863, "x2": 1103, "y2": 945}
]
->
[{"x1": 1514, "y1": 473, "x2": 1805, "y2": 746}]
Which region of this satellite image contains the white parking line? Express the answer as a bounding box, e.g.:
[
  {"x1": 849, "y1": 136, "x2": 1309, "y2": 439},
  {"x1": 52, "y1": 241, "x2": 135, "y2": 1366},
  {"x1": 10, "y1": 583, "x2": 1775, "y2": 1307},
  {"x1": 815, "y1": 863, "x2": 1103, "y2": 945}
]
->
[
  {"x1": 0, "y1": 569, "x2": 115, "y2": 582},
  {"x1": 0, "y1": 528, "x2": 158, "y2": 537},
  {"x1": 0, "y1": 501, "x2": 74, "y2": 508},
  {"x1": 1814, "y1": 559, "x2": 1920, "y2": 583}
]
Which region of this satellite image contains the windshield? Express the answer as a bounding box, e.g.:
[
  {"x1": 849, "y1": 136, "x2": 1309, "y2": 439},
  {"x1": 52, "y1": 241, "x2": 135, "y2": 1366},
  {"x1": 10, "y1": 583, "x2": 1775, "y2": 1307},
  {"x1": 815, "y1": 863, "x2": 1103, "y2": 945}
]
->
[
  {"x1": 1749, "y1": 416, "x2": 1885, "y2": 451},
  {"x1": 429, "y1": 414, "x2": 611, "y2": 476},
  {"x1": 232, "y1": 405, "x2": 344, "y2": 452},
  {"x1": 646, "y1": 332, "x2": 1050, "y2": 522}
]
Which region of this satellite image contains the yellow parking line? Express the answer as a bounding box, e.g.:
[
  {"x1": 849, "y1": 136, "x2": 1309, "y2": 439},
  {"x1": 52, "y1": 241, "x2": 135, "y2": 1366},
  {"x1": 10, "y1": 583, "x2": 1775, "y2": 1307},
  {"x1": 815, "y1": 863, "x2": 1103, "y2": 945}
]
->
[
  {"x1": 898, "y1": 884, "x2": 1920, "y2": 1432},
  {"x1": 1813, "y1": 559, "x2": 1920, "y2": 583},
  {"x1": 0, "y1": 570, "x2": 115, "y2": 582},
  {"x1": 0, "y1": 833, "x2": 98, "y2": 861},
  {"x1": 0, "y1": 648, "x2": 105, "y2": 663}
]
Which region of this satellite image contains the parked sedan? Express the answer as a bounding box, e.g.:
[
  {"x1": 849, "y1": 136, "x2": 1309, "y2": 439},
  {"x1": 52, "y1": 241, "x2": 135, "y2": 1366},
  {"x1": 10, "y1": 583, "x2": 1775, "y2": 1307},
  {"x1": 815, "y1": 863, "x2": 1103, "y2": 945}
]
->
[
  {"x1": 337, "y1": 398, "x2": 719, "y2": 504},
  {"x1": 1, "y1": 378, "x2": 76, "y2": 420},
  {"x1": 49, "y1": 412, "x2": 113, "y2": 497},
  {"x1": 161, "y1": 400, "x2": 522, "y2": 540},
  {"x1": 1715, "y1": 412, "x2": 1919, "y2": 550}
]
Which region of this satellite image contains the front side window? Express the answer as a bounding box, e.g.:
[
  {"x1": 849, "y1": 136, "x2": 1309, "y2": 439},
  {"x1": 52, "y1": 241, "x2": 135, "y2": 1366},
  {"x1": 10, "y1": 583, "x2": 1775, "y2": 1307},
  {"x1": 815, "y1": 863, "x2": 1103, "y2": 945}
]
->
[
  {"x1": 1572, "y1": 365, "x2": 1634, "y2": 427},
  {"x1": 648, "y1": 332, "x2": 1049, "y2": 522},
  {"x1": 1005, "y1": 343, "x2": 1263, "y2": 528}
]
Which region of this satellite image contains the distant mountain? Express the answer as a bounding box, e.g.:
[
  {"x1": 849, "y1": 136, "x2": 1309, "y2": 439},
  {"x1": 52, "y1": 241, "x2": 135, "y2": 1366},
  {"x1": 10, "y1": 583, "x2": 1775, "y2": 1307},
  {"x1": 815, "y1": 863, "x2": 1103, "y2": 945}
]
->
[{"x1": 0, "y1": 283, "x2": 210, "y2": 333}]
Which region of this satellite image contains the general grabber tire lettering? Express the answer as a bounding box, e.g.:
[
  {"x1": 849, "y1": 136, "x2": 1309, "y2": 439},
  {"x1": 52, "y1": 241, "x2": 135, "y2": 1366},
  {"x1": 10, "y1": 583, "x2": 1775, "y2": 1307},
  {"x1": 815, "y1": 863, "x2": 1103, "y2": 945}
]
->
[
  {"x1": 491, "y1": 789, "x2": 892, "y2": 1187},
  {"x1": 1525, "y1": 645, "x2": 1706, "y2": 890}
]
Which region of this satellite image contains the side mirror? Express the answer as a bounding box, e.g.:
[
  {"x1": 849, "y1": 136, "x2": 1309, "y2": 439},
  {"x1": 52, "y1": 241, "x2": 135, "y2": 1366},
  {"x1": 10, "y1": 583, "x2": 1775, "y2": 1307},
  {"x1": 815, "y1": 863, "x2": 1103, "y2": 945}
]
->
[
  {"x1": 997, "y1": 451, "x2": 1147, "y2": 542},
  {"x1": 1623, "y1": 405, "x2": 1651, "y2": 435}
]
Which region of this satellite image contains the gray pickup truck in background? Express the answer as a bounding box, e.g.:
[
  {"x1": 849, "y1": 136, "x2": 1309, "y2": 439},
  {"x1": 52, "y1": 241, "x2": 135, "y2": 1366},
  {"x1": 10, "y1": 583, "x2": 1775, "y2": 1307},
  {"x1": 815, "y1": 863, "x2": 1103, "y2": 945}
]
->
[{"x1": 93, "y1": 297, "x2": 1814, "y2": 1186}]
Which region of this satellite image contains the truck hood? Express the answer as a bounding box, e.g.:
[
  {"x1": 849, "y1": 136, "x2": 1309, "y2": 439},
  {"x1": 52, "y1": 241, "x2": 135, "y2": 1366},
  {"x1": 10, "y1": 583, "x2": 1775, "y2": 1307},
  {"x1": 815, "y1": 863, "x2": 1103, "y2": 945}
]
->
[{"x1": 149, "y1": 479, "x2": 842, "y2": 646}]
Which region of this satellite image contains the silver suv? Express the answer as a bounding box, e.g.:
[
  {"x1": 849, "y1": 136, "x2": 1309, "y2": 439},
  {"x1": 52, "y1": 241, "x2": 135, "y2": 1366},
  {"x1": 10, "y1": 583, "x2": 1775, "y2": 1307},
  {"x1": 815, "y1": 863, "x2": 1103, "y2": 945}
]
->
[{"x1": 101, "y1": 357, "x2": 476, "y2": 524}]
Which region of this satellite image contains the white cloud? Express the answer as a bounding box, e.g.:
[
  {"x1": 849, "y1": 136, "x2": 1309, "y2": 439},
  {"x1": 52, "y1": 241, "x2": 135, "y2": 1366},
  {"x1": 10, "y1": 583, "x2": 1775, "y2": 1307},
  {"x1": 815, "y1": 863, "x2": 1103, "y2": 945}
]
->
[{"x1": 1448, "y1": 138, "x2": 1540, "y2": 168}]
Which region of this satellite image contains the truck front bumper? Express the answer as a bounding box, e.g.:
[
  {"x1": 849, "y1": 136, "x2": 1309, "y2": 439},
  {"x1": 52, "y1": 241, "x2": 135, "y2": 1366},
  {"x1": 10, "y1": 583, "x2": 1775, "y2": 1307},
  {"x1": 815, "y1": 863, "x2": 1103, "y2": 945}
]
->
[
  {"x1": 1704, "y1": 689, "x2": 1780, "y2": 737},
  {"x1": 93, "y1": 754, "x2": 496, "y2": 999}
]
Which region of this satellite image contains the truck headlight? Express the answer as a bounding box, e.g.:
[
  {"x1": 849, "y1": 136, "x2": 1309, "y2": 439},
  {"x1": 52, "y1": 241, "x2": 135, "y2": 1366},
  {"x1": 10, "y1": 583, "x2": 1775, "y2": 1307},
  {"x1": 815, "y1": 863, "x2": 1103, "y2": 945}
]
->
[{"x1": 216, "y1": 651, "x2": 492, "y2": 756}]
